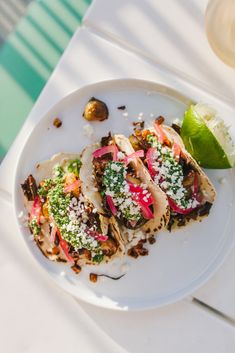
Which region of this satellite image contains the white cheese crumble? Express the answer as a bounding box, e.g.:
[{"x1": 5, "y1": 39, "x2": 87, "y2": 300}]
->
[
  {"x1": 83, "y1": 124, "x2": 94, "y2": 138},
  {"x1": 64, "y1": 194, "x2": 101, "y2": 252},
  {"x1": 150, "y1": 138, "x2": 199, "y2": 209},
  {"x1": 117, "y1": 151, "x2": 125, "y2": 160}
]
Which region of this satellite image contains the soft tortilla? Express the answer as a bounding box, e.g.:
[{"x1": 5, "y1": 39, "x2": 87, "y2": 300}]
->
[{"x1": 25, "y1": 153, "x2": 125, "y2": 265}]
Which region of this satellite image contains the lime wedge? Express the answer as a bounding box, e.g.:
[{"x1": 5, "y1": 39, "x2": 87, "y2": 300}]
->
[{"x1": 181, "y1": 104, "x2": 235, "y2": 169}]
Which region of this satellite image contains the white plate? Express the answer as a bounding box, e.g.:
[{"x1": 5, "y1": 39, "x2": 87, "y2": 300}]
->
[{"x1": 13, "y1": 79, "x2": 235, "y2": 310}]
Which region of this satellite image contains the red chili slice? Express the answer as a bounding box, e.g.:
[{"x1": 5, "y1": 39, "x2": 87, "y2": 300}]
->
[{"x1": 92, "y1": 144, "x2": 118, "y2": 161}]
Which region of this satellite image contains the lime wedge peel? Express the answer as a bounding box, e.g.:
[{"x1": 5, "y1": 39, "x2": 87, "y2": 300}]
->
[{"x1": 181, "y1": 103, "x2": 235, "y2": 169}]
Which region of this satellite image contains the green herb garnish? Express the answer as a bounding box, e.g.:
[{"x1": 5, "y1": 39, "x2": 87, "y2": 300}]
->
[
  {"x1": 29, "y1": 219, "x2": 41, "y2": 236},
  {"x1": 67, "y1": 159, "x2": 82, "y2": 177}
]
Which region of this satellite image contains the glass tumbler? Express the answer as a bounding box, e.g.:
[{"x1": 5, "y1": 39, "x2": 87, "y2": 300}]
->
[{"x1": 205, "y1": 0, "x2": 235, "y2": 67}]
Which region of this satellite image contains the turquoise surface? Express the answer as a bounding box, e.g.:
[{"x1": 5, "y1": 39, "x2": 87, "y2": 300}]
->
[{"x1": 0, "y1": 0, "x2": 91, "y2": 159}]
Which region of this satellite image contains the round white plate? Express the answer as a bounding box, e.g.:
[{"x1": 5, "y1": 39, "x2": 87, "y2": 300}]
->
[{"x1": 14, "y1": 79, "x2": 235, "y2": 310}]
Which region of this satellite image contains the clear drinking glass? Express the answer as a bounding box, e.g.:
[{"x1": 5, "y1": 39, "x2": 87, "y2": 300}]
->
[{"x1": 205, "y1": 0, "x2": 235, "y2": 67}]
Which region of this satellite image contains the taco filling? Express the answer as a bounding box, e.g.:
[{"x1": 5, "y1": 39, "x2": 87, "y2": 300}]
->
[
  {"x1": 129, "y1": 117, "x2": 215, "y2": 230},
  {"x1": 22, "y1": 156, "x2": 119, "y2": 268},
  {"x1": 92, "y1": 135, "x2": 154, "y2": 230}
]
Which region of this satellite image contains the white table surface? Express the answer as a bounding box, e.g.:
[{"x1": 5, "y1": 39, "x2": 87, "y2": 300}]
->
[{"x1": 1, "y1": 1, "x2": 235, "y2": 352}]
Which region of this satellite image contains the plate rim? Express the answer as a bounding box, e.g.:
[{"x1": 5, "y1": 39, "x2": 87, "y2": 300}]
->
[{"x1": 12, "y1": 78, "x2": 235, "y2": 311}]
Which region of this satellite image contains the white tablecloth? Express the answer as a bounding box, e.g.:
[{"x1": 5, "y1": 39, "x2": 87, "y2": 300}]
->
[{"x1": 1, "y1": 1, "x2": 235, "y2": 352}]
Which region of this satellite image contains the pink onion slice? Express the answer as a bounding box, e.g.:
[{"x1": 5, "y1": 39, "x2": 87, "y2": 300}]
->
[
  {"x1": 124, "y1": 150, "x2": 144, "y2": 165},
  {"x1": 92, "y1": 144, "x2": 119, "y2": 161},
  {"x1": 106, "y1": 195, "x2": 118, "y2": 216},
  {"x1": 146, "y1": 147, "x2": 158, "y2": 179},
  {"x1": 86, "y1": 229, "x2": 108, "y2": 242}
]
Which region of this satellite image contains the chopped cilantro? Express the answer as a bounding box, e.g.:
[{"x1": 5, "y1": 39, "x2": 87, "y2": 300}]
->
[
  {"x1": 53, "y1": 164, "x2": 64, "y2": 179},
  {"x1": 38, "y1": 178, "x2": 54, "y2": 197},
  {"x1": 103, "y1": 161, "x2": 142, "y2": 222},
  {"x1": 103, "y1": 162, "x2": 125, "y2": 194},
  {"x1": 92, "y1": 253, "x2": 104, "y2": 263},
  {"x1": 147, "y1": 133, "x2": 197, "y2": 209},
  {"x1": 29, "y1": 219, "x2": 41, "y2": 236}
]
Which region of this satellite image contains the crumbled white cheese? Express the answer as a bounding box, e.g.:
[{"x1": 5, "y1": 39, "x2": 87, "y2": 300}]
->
[
  {"x1": 83, "y1": 124, "x2": 94, "y2": 138},
  {"x1": 117, "y1": 151, "x2": 125, "y2": 160}
]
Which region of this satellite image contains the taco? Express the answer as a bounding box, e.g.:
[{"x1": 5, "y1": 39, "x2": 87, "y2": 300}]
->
[
  {"x1": 82, "y1": 133, "x2": 169, "y2": 254},
  {"x1": 21, "y1": 153, "x2": 124, "y2": 273},
  {"x1": 129, "y1": 117, "x2": 216, "y2": 230}
]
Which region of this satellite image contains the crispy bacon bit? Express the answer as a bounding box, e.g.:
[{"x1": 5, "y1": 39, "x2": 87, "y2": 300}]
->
[
  {"x1": 89, "y1": 273, "x2": 125, "y2": 282},
  {"x1": 78, "y1": 248, "x2": 91, "y2": 261},
  {"x1": 167, "y1": 201, "x2": 213, "y2": 231},
  {"x1": 71, "y1": 263, "x2": 82, "y2": 274},
  {"x1": 155, "y1": 116, "x2": 165, "y2": 125},
  {"x1": 132, "y1": 121, "x2": 145, "y2": 129},
  {"x1": 89, "y1": 273, "x2": 98, "y2": 283},
  {"x1": 101, "y1": 132, "x2": 112, "y2": 147},
  {"x1": 21, "y1": 175, "x2": 38, "y2": 201},
  {"x1": 148, "y1": 236, "x2": 156, "y2": 244},
  {"x1": 117, "y1": 105, "x2": 126, "y2": 110},
  {"x1": 100, "y1": 238, "x2": 118, "y2": 257},
  {"x1": 53, "y1": 118, "x2": 62, "y2": 128},
  {"x1": 198, "y1": 202, "x2": 212, "y2": 217},
  {"x1": 52, "y1": 247, "x2": 60, "y2": 255},
  {"x1": 171, "y1": 123, "x2": 181, "y2": 135},
  {"x1": 128, "y1": 242, "x2": 149, "y2": 258}
]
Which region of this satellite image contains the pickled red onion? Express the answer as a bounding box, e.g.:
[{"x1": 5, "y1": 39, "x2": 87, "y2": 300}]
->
[
  {"x1": 128, "y1": 182, "x2": 154, "y2": 219},
  {"x1": 124, "y1": 150, "x2": 144, "y2": 164},
  {"x1": 93, "y1": 144, "x2": 118, "y2": 161},
  {"x1": 146, "y1": 148, "x2": 157, "y2": 179},
  {"x1": 106, "y1": 195, "x2": 118, "y2": 216},
  {"x1": 168, "y1": 198, "x2": 196, "y2": 215},
  {"x1": 86, "y1": 229, "x2": 108, "y2": 242}
]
